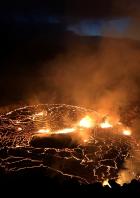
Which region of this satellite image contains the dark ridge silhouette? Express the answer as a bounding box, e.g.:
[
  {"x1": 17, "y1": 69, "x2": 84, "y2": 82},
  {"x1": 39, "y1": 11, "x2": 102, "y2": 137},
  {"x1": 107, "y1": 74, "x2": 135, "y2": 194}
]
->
[
  {"x1": 0, "y1": 172, "x2": 140, "y2": 194},
  {"x1": 0, "y1": 159, "x2": 140, "y2": 193}
]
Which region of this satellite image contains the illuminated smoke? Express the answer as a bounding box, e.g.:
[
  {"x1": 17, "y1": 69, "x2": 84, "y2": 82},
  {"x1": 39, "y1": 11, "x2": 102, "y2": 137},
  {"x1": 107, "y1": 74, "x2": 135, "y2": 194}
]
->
[
  {"x1": 116, "y1": 159, "x2": 136, "y2": 186},
  {"x1": 116, "y1": 143, "x2": 140, "y2": 186},
  {"x1": 41, "y1": 38, "x2": 140, "y2": 184},
  {"x1": 43, "y1": 35, "x2": 140, "y2": 121}
]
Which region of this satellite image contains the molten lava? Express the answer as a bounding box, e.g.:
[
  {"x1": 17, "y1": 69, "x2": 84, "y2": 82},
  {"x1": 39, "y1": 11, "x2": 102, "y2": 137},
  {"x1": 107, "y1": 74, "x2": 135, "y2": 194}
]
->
[
  {"x1": 54, "y1": 128, "x2": 76, "y2": 134},
  {"x1": 1, "y1": 104, "x2": 139, "y2": 185},
  {"x1": 36, "y1": 115, "x2": 95, "y2": 143},
  {"x1": 102, "y1": 179, "x2": 111, "y2": 188},
  {"x1": 17, "y1": 127, "x2": 22, "y2": 131},
  {"x1": 78, "y1": 115, "x2": 94, "y2": 128},
  {"x1": 122, "y1": 128, "x2": 132, "y2": 136},
  {"x1": 38, "y1": 129, "x2": 50, "y2": 133},
  {"x1": 38, "y1": 128, "x2": 76, "y2": 135},
  {"x1": 100, "y1": 119, "x2": 113, "y2": 129}
]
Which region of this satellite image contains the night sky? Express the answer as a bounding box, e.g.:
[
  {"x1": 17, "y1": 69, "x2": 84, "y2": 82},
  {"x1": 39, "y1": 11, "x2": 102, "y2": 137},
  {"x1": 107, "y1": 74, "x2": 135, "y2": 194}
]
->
[{"x1": 1, "y1": 0, "x2": 140, "y2": 40}]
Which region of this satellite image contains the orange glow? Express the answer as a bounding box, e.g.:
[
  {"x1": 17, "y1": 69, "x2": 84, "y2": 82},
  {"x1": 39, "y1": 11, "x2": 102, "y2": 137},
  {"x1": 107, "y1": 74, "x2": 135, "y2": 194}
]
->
[
  {"x1": 33, "y1": 111, "x2": 44, "y2": 120},
  {"x1": 122, "y1": 128, "x2": 132, "y2": 136},
  {"x1": 102, "y1": 179, "x2": 111, "y2": 188},
  {"x1": 35, "y1": 112, "x2": 44, "y2": 116},
  {"x1": 100, "y1": 119, "x2": 113, "y2": 128},
  {"x1": 38, "y1": 128, "x2": 75, "y2": 135},
  {"x1": 78, "y1": 116, "x2": 94, "y2": 128},
  {"x1": 17, "y1": 127, "x2": 22, "y2": 131},
  {"x1": 38, "y1": 129, "x2": 50, "y2": 133},
  {"x1": 54, "y1": 128, "x2": 76, "y2": 134}
]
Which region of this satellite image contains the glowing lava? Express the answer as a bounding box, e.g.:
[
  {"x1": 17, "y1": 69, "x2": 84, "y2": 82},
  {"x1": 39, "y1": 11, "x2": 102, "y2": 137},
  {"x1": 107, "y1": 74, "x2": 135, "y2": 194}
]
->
[
  {"x1": 100, "y1": 119, "x2": 113, "y2": 129},
  {"x1": 38, "y1": 128, "x2": 76, "y2": 135},
  {"x1": 37, "y1": 115, "x2": 95, "y2": 137},
  {"x1": 54, "y1": 128, "x2": 76, "y2": 134},
  {"x1": 17, "y1": 127, "x2": 22, "y2": 131},
  {"x1": 122, "y1": 128, "x2": 132, "y2": 136},
  {"x1": 38, "y1": 129, "x2": 50, "y2": 133},
  {"x1": 1, "y1": 104, "x2": 139, "y2": 185},
  {"x1": 102, "y1": 179, "x2": 111, "y2": 188},
  {"x1": 78, "y1": 115, "x2": 94, "y2": 128}
]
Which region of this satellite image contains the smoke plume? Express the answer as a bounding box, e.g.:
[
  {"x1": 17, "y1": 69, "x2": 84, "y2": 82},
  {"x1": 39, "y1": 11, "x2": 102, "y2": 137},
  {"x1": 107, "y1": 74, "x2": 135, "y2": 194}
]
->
[{"x1": 42, "y1": 38, "x2": 140, "y2": 117}]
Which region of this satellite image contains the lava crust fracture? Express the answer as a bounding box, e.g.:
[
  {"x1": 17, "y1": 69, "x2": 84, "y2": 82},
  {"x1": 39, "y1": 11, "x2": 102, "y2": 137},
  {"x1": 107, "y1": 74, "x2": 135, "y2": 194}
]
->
[{"x1": 0, "y1": 104, "x2": 139, "y2": 184}]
